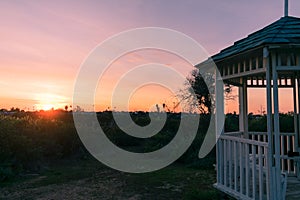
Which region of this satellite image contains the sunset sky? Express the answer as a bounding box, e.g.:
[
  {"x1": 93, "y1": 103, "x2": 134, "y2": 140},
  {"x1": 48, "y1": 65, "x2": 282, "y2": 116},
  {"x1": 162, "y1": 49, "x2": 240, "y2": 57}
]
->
[{"x1": 1, "y1": 0, "x2": 300, "y2": 113}]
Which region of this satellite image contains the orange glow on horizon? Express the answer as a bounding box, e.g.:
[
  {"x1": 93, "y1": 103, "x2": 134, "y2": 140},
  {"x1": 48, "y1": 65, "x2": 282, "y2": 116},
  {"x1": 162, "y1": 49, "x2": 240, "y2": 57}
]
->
[
  {"x1": 33, "y1": 93, "x2": 69, "y2": 111},
  {"x1": 128, "y1": 84, "x2": 181, "y2": 112},
  {"x1": 40, "y1": 104, "x2": 55, "y2": 111}
]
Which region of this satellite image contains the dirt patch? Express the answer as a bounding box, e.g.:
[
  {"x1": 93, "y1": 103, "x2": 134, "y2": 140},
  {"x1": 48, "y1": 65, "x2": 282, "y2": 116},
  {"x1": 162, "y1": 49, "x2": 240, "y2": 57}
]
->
[
  {"x1": 0, "y1": 169, "x2": 132, "y2": 200},
  {"x1": 0, "y1": 160, "x2": 217, "y2": 200}
]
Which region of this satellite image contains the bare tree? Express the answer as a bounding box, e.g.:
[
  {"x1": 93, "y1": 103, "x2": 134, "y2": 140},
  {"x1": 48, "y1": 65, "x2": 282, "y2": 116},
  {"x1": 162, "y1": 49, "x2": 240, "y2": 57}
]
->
[{"x1": 178, "y1": 68, "x2": 233, "y2": 114}]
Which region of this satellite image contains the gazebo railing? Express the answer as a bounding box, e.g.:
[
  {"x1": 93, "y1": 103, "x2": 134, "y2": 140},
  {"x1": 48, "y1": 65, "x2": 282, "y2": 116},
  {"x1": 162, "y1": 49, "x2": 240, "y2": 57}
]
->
[
  {"x1": 222, "y1": 131, "x2": 298, "y2": 175},
  {"x1": 248, "y1": 132, "x2": 297, "y2": 175},
  {"x1": 215, "y1": 135, "x2": 270, "y2": 200}
]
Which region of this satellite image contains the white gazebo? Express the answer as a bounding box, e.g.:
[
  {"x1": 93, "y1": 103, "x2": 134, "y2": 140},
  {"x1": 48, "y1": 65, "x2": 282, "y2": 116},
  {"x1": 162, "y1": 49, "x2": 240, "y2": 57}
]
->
[{"x1": 197, "y1": 3, "x2": 300, "y2": 200}]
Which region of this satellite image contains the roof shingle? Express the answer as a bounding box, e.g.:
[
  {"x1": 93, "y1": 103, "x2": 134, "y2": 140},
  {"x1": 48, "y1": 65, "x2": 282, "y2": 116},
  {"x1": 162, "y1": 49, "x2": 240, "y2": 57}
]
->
[{"x1": 211, "y1": 16, "x2": 300, "y2": 61}]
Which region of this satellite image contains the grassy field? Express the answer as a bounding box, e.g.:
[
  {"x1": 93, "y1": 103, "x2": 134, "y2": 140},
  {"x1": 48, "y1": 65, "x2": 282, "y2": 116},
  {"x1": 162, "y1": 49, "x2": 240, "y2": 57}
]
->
[
  {"x1": 2, "y1": 110, "x2": 280, "y2": 199},
  {"x1": 0, "y1": 156, "x2": 221, "y2": 200}
]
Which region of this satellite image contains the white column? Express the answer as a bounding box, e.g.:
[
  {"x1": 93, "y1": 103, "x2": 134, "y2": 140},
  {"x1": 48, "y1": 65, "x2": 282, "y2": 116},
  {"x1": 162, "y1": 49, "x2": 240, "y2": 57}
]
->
[
  {"x1": 298, "y1": 77, "x2": 300, "y2": 152},
  {"x1": 297, "y1": 76, "x2": 300, "y2": 179},
  {"x1": 239, "y1": 78, "x2": 248, "y2": 138},
  {"x1": 265, "y1": 48, "x2": 275, "y2": 200},
  {"x1": 215, "y1": 69, "x2": 224, "y2": 185},
  {"x1": 272, "y1": 52, "x2": 282, "y2": 199},
  {"x1": 293, "y1": 79, "x2": 298, "y2": 152}
]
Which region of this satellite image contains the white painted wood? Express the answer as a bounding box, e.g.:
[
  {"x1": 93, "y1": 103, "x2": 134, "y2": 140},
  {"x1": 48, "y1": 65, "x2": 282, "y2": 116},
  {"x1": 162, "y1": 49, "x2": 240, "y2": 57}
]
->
[
  {"x1": 287, "y1": 136, "x2": 291, "y2": 173},
  {"x1": 212, "y1": 47, "x2": 300, "y2": 200},
  {"x1": 220, "y1": 135, "x2": 268, "y2": 147},
  {"x1": 239, "y1": 79, "x2": 245, "y2": 134},
  {"x1": 229, "y1": 140, "x2": 233, "y2": 189},
  {"x1": 234, "y1": 141, "x2": 238, "y2": 192},
  {"x1": 213, "y1": 183, "x2": 254, "y2": 200},
  {"x1": 279, "y1": 132, "x2": 296, "y2": 136},
  {"x1": 221, "y1": 68, "x2": 266, "y2": 81},
  {"x1": 219, "y1": 140, "x2": 224, "y2": 185},
  {"x1": 248, "y1": 131, "x2": 299, "y2": 176},
  {"x1": 240, "y1": 141, "x2": 244, "y2": 194},
  {"x1": 218, "y1": 135, "x2": 270, "y2": 199},
  {"x1": 272, "y1": 52, "x2": 283, "y2": 199},
  {"x1": 293, "y1": 81, "x2": 298, "y2": 155},
  {"x1": 246, "y1": 143, "x2": 250, "y2": 196},
  {"x1": 252, "y1": 144, "x2": 257, "y2": 198},
  {"x1": 265, "y1": 48, "x2": 274, "y2": 200},
  {"x1": 297, "y1": 77, "x2": 300, "y2": 152},
  {"x1": 217, "y1": 140, "x2": 221, "y2": 184},
  {"x1": 258, "y1": 146, "x2": 264, "y2": 200},
  {"x1": 265, "y1": 146, "x2": 271, "y2": 200},
  {"x1": 215, "y1": 67, "x2": 225, "y2": 187},
  {"x1": 281, "y1": 135, "x2": 284, "y2": 172},
  {"x1": 292, "y1": 136, "x2": 296, "y2": 174},
  {"x1": 239, "y1": 78, "x2": 248, "y2": 139},
  {"x1": 224, "y1": 139, "x2": 227, "y2": 186},
  {"x1": 248, "y1": 132, "x2": 268, "y2": 136},
  {"x1": 276, "y1": 66, "x2": 300, "y2": 71},
  {"x1": 224, "y1": 131, "x2": 242, "y2": 137}
]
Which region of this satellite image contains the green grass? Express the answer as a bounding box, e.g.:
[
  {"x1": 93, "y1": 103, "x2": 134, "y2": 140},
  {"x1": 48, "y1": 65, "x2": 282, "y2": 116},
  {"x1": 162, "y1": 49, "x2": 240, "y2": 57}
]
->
[
  {"x1": 125, "y1": 164, "x2": 220, "y2": 200},
  {"x1": 29, "y1": 158, "x2": 105, "y2": 187},
  {"x1": 0, "y1": 158, "x2": 222, "y2": 199}
]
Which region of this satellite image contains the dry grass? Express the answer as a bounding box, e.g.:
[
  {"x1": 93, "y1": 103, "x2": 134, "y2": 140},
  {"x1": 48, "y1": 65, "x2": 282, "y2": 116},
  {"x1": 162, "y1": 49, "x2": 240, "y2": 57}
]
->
[{"x1": 0, "y1": 158, "x2": 220, "y2": 200}]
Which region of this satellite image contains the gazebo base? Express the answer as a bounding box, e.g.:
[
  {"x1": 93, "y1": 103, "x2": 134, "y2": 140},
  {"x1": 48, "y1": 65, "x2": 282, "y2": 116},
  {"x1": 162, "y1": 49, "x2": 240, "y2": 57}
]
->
[{"x1": 215, "y1": 176, "x2": 300, "y2": 200}]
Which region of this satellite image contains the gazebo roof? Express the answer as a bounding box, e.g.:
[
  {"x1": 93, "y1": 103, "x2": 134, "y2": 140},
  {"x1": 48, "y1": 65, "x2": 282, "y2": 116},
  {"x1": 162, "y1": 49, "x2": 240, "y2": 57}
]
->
[{"x1": 211, "y1": 16, "x2": 300, "y2": 62}]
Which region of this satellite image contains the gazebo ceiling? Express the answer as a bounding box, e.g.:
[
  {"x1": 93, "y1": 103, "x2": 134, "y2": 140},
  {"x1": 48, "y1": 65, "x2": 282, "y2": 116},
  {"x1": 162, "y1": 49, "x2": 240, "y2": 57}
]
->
[{"x1": 212, "y1": 16, "x2": 300, "y2": 62}]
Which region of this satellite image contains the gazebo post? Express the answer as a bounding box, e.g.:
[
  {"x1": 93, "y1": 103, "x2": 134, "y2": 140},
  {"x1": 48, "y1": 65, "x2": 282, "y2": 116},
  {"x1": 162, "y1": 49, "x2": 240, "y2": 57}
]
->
[
  {"x1": 293, "y1": 78, "x2": 298, "y2": 151},
  {"x1": 295, "y1": 75, "x2": 300, "y2": 177},
  {"x1": 215, "y1": 68, "x2": 224, "y2": 185},
  {"x1": 239, "y1": 78, "x2": 248, "y2": 138},
  {"x1": 292, "y1": 77, "x2": 300, "y2": 179},
  {"x1": 298, "y1": 75, "x2": 300, "y2": 151},
  {"x1": 265, "y1": 48, "x2": 275, "y2": 200},
  {"x1": 272, "y1": 52, "x2": 283, "y2": 199}
]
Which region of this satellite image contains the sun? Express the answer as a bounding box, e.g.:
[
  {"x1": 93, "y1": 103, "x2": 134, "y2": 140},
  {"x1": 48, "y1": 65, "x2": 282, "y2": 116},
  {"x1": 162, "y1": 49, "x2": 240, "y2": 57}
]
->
[
  {"x1": 34, "y1": 92, "x2": 69, "y2": 111},
  {"x1": 42, "y1": 104, "x2": 54, "y2": 111}
]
